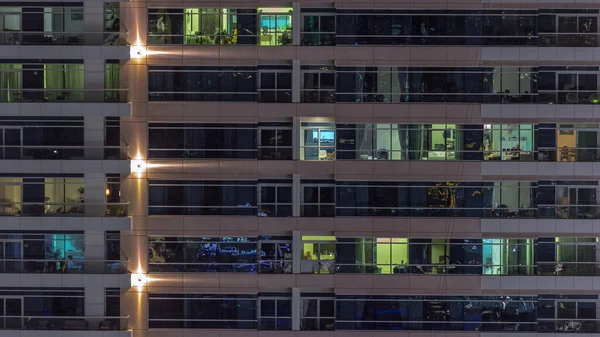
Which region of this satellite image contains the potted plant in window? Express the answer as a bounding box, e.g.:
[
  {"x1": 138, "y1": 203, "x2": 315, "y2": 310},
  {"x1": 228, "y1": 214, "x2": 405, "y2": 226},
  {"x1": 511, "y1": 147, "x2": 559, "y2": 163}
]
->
[{"x1": 279, "y1": 26, "x2": 292, "y2": 45}]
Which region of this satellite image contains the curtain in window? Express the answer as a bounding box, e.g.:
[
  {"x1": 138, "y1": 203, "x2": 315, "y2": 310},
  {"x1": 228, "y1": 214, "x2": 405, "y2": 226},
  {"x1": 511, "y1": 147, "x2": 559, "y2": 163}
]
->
[
  {"x1": 105, "y1": 63, "x2": 120, "y2": 101},
  {"x1": 406, "y1": 124, "x2": 426, "y2": 160},
  {"x1": 0, "y1": 64, "x2": 22, "y2": 102},
  {"x1": 43, "y1": 64, "x2": 83, "y2": 101},
  {"x1": 64, "y1": 64, "x2": 84, "y2": 101}
]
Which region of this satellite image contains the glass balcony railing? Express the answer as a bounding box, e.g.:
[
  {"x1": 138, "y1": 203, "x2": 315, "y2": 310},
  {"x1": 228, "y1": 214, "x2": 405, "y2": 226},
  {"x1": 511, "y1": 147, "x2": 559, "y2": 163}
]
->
[
  {"x1": 149, "y1": 260, "x2": 292, "y2": 273},
  {"x1": 0, "y1": 145, "x2": 129, "y2": 160},
  {"x1": 539, "y1": 33, "x2": 600, "y2": 47},
  {"x1": 300, "y1": 148, "x2": 600, "y2": 162},
  {"x1": 0, "y1": 32, "x2": 129, "y2": 46},
  {"x1": 1, "y1": 316, "x2": 128, "y2": 331},
  {"x1": 0, "y1": 260, "x2": 127, "y2": 274},
  {"x1": 299, "y1": 206, "x2": 600, "y2": 219},
  {"x1": 0, "y1": 202, "x2": 128, "y2": 217},
  {"x1": 0, "y1": 89, "x2": 128, "y2": 103}
]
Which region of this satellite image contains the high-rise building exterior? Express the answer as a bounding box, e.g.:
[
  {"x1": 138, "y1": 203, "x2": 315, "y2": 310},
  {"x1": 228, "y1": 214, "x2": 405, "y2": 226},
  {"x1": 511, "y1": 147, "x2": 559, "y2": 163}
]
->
[{"x1": 3, "y1": 0, "x2": 600, "y2": 336}]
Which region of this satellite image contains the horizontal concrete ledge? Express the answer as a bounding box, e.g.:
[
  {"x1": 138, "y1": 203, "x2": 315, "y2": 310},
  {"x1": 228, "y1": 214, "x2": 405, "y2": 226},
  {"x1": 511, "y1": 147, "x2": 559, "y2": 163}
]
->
[
  {"x1": 0, "y1": 103, "x2": 131, "y2": 117},
  {"x1": 141, "y1": 217, "x2": 600, "y2": 237},
  {"x1": 145, "y1": 159, "x2": 600, "y2": 180},
  {"x1": 0, "y1": 273, "x2": 130, "y2": 288},
  {"x1": 145, "y1": 45, "x2": 484, "y2": 64},
  {"x1": 143, "y1": 273, "x2": 600, "y2": 294},
  {"x1": 0, "y1": 45, "x2": 130, "y2": 60},
  {"x1": 146, "y1": 330, "x2": 476, "y2": 337},
  {"x1": 0, "y1": 160, "x2": 130, "y2": 174},
  {"x1": 482, "y1": 104, "x2": 600, "y2": 120},
  {"x1": 0, "y1": 331, "x2": 132, "y2": 337},
  {"x1": 0, "y1": 217, "x2": 131, "y2": 231},
  {"x1": 143, "y1": 217, "x2": 481, "y2": 237},
  {"x1": 482, "y1": 46, "x2": 600, "y2": 62}
]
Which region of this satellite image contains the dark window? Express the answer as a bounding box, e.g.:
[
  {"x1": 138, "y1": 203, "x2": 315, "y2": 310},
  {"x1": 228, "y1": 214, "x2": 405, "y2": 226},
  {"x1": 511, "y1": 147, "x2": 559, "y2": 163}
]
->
[
  {"x1": 148, "y1": 124, "x2": 257, "y2": 159},
  {"x1": 149, "y1": 294, "x2": 257, "y2": 329},
  {"x1": 148, "y1": 180, "x2": 257, "y2": 215}
]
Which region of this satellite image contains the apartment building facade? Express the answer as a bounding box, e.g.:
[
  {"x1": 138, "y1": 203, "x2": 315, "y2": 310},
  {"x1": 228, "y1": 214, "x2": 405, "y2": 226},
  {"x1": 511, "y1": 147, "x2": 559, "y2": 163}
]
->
[{"x1": 2, "y1": 0, "x2": 600, "y2": 336}]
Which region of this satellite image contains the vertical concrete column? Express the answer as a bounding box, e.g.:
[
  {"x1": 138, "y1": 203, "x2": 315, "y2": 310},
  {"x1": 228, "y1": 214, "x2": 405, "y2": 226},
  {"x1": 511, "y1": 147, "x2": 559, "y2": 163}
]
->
[
  {"x1": 83, "y1": 1, "x2": 104, "y2": 45},
  {"x1": 292, "y1": 231, "x2": 301, "y2": 274},
  {"x1": 84, "y1": 230, "x2": 105, "y2": 274},
  {"x1": 84, "y1": 116, "x2": 104, "y2": 159},
  {"x1": 122, "y1": 288, "x2": 148, "y2": 331},
  {"x1": 293, "y1": 174, "x2": 300, "y2": 217},
  {"x1": 293, "y1": 117, "x2": 300, "y2": 160},
  {"x1": 121, "y1": 117, "x2": 148, "y2": 160},
  {"x1": 292, "y1": 287, "x2": 300, "y2": 330},
  {"x1": 84, "y1": 59, "x2": 105, "y2": 103},
  {"x1": 122, "y1": 229, "x2": 148, "y2": 274},
  {"x1": 121, "y1": 174, "x2": 148, "y2": 217},
  {"x1": 292, "y1": 60, "x2": 301, "y2": 103},
  {"x1": 85, "y1": 286, "x2": 105, "y2": 328},
  {"x1": 292, "y1": 2, "x2": 301, "y2": 46},
  {"x1": 85, "y1": 173, "x2": 106, "y2": 216}
]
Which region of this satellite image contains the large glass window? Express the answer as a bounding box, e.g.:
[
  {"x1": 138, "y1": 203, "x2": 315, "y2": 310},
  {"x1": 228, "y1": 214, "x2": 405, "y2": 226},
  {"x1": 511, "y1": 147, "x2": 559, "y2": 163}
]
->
[
  {"x1": 301, "y1": 66, "x2": 335, "y2": 103},
  {"x1": 258, "y1": 68, "x2": 292, "y2": 103},
  {"x1": 0, "y1": 233, "x2": 84, "y2": 273},
  {"x1": 540, "y1": 12, "x2": 599, "y2": 47},
  {"x1": 258, "y1": 8, "x2": 292, "y2": 46},
  {"x1": 301, "y1": 182, "x2": 335, "y2": 217},
  {"x1": 301, "y1": 295, "x2": 335, "y2": 330},
  {"x1": 538, "y1": 67, "x2": 600, "y2": 104},
  {"x1": 483, "y1": 124, "x2": 534, "y2": 161},
  {"x1": 148, "y1": 236, "x2": 259, "y2": 272},
  {"x1": 259, "y1": 295, "x2": 292, "y2": 330},
  {"x1": 148, "y1": 180, "x2": 257, "y2": 216},
  {"x1": 538, "y1": 181, "x2": 599, "y2": 219},
  {"x1": 182, "y1": 9, "x2": 257, "y2": 45},
  {"x1": 336, "y1": 238, "x2": 408, "y2": 274},
  {"x1": 0, "y1": 6, "x2": 85, "y2": 45},
  {"x1": 335, "y1": 10, "x2": 537, "y2": 46},
  {"x1": 538, "y1": 295, "x2": 598, "y2": 332},
  {"x1": 482, "y1": 239, "x2": 536, "y2": 275},
  {"x1": 258, "y1": 181, "x2": 292, "y2": 217},
  {"x1": 148, "y1": 123, "x2": 257, "y2": 159},
  {"x1": 300, "y1": 122, "x2": 336, "y2": 160},
  {"x1": 149, "y1": 294, "x2": 257, "y2": 329},
  {"x1": 301, "y1": 11, "x2": 335, "y2": 46},
  {"x1": 301, "y1": 236, "x2": 336, "y2": 274},
  {"x1": 336, "y1": 66, "x2": 506, "y2": 103},
  {"x1": 148, "y1": 7, "x2": 292, "y2": 46},
  {"x1": 148, "y1": 66, "x2": 257, "y2": 102},
  {"x1": 0, "y1": 117, "x2": 85, "y2": 160},
  {"x1": 538, "y1": 238, "x2": 598, "y2": 276},
  {"x1": 0, "y1": 176, "x2": 84, "y2": 216},
  {"x1": 336, "y1": 295, "x2": 536, "y2": 331},
  {"x1": 335, "y1": 124, "x2": 464, "y2": 160},
  {"x1": 258, "y1": 125, "x2": 293, "y2": 160},
  {"x1": 0, "y1": 62, "x2": 84, "y2": 102},
  {"x1": 104, "y1": 61, "x2": 121, "y2": 102}
]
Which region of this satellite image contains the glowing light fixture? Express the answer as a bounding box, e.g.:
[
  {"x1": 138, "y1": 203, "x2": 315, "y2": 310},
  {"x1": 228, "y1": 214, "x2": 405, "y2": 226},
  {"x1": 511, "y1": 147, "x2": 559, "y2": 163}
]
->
[
  {"x1": 131, "y1": 159, "x2": 147, "y2": 173},
  {"x1": 131, "y1": 273, "x2": 147, "y2": 287},
  {"x1": 130, "y1": 45, "x2": 147, "y2": 59}
]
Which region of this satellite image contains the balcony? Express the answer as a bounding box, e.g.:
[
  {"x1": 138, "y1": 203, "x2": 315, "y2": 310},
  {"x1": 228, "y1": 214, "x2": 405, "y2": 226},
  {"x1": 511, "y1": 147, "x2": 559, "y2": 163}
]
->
[
  {"x1": 0, "y1": 89, "x2": 128, "y2": 103},
  {"x1": 0, "y1": 202, "x2": 128, "y2": 217},
  {"x1": 0, "y1": 32, "x2": 129, "y2": 46},
  {"x1": 0, "y1": 316, "x2": 129, "y2": 331},
  {"x1": 0, "y1": 259, "x2": 128, "y2": 274}
]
